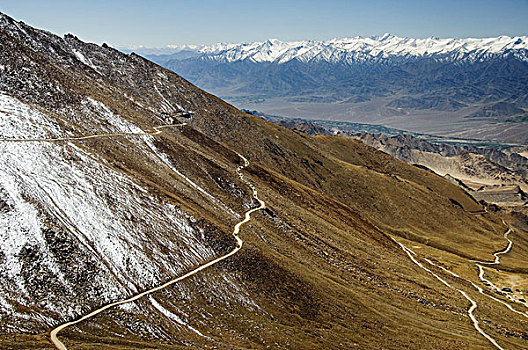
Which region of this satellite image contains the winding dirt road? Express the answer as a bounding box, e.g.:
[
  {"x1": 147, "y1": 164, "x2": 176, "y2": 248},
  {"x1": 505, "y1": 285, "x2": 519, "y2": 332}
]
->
[
  {"x1": 49, "y1": 152, "x2": 265, "y2": 349},
  {"x1": 471, "y1": 226, "x2": 513, "y2": 266},
  {"x1": 6, "y1": 119, "x2": 523, "y2": 348},
  {"x1": 392, "y1": 238, "x2": 504, "y2": 349},
  {"x1": 426, "y1": 258, "x2": 528, "y2": 319},
  {"x1": 393, "y1": 219, "x2": 528, "y2": 349},
  {"x1": 0, "y1": 122, "x2": 188, "y2": 143},
  {"x1": 0, "y1": 122, "x2": 266, "y2": 349},
  {"x1": 470, "y1": 225, "x2": 528, "y2": 309}
]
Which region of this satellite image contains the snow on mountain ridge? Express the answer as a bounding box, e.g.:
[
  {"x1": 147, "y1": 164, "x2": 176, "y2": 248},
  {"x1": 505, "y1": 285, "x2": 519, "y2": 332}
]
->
[{"x1": 186, "y1": 34, "x2": 528, "y2": 63}]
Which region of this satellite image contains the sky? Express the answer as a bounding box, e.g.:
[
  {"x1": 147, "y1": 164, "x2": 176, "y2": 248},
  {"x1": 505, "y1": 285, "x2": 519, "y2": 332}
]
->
[{"x1": 0, "y1": 0, "x2": 527, "y2": 48}]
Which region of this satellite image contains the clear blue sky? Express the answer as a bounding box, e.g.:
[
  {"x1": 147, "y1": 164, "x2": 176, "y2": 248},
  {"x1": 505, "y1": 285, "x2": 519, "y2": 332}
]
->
[{"x1": 1, "y1": 0, "x2": 527, "y2": 48}]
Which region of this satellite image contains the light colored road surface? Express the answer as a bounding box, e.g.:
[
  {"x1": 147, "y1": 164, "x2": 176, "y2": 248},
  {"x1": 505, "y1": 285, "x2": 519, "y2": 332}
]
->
[
  {"x1": 392, "y1": 238, "x2": 504, "y2": 349},
  {"x1": 471, "y1": 226, "x2": 513, "y2": 265},
  {"x1": 469, "y1": 225, "x2": 527, "y2": 308},
  {"x1": 0, "y1": 122, "x2": 187, "y2": 142},
  {"x1": 471, "y1": 227, "x2": 513, "y2": 297},
  {"x1": 458, "y1": 289, "x2": 503, "y2": 350},
  {"x1": 5, "y1": 121, "x2": 521, "y2": 348},
  {"x1": 49, "y1": 152, "x2": 265, "y2": 349},
  {"x1": 427, "y1": 259, "x2": 528, "y2": 319},
  {"x1": 393, "y1": 220, "x2": 528, "y2": 349}
]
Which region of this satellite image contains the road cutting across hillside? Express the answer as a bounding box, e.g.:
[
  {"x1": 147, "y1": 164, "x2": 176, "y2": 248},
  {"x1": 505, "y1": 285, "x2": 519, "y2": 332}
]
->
[
  {"x1": 392, "y1": 238, "x2": 504, "y2": 349},
  {"x1": 467, "y1": 223, "x2": 527, "y2": 308},
  {"x1": 392, "y1": 221, "x2": 527, "y2": 350},
  {"x1": 4, "y1": 117, "x2": 521, "y2": 348},
  {"x1": 426, "y1": 258, "x2": 528, "y2": 319},
  {"x1": 0, "y1": 121, "x2": 188, "y2": 142},
  {"x1": 471, "y1": 225, "x2": 513, "y2": 266},
  {"x1": 49, "y1": 152, "x2": 265, "y2": 349}
]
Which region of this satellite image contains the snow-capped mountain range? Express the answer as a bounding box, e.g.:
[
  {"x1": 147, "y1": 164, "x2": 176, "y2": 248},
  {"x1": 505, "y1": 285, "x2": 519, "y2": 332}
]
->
[{"x1": 139, "y1": 34, "x2": 528, "y2": 64}]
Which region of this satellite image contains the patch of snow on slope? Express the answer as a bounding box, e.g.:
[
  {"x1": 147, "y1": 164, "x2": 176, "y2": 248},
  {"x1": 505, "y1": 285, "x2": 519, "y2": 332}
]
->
[
  {"x1": 149, "y1": 296, "x2": 208, "y2": 338},
  {"x1": 72, "y1": 50, "x2": 100, "y2": 73},
  {"x1": 141, "y1": 134, "x2": 239, "y2": 218},
  {"x1": 0, "y1": 174, "x2": 46, "y2": 294},
  {"x1": 81, "y1": 97, "x2": 145, "y2": 134},
  {"x1": 0, "y1": 92, "x2": 62, "y2": 139}
]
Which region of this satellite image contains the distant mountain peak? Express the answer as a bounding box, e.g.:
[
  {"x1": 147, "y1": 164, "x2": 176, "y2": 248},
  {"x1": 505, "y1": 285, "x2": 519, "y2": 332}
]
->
[{"x1": 378, "y1": 32, "x2": 394, "y2": 40}]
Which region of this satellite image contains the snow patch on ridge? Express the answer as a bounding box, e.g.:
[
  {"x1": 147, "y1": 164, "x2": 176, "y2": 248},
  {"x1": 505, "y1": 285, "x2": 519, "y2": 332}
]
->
[
  {"x1": 149, "y1": 296, "x2": 209, "y2": 338},
  {"x1": 72, "y1": 50, "x2": 101, "y2": 73}
]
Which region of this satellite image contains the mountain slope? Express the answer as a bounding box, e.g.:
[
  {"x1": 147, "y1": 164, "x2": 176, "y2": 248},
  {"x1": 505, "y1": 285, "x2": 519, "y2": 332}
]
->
[{"x1": 1, "y1": 13, "x2": 528, "y2": 349}]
